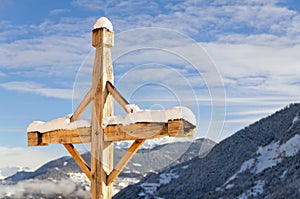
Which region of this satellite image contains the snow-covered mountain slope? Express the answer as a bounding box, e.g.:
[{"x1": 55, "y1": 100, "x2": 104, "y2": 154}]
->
[
  {"x1": 0, "y1": 166, "x2": 31, "y2": 180},
  {"x1": 114, "y1": 103, "x2": 300, "y2": 199},
  {"x1": 0, "y1": 138, "x2": 214, "y2": 198}
]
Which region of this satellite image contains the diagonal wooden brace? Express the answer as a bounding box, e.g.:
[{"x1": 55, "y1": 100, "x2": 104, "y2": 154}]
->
[
  {"x1": 64, "y1": 144, "x2": 92, "y2": 181},
  {"x1": 70, "y1": 89, "x2": 92, "y2": 122},
  {"x1": 106, "y1": 81, "x2": 130, "y2": 114},
  {"x1": 106, "y1": 139, "x2": 145, "y2": 186},
  {"x1": 70, "y1": 80, "x2": 131, "y2": 123}
]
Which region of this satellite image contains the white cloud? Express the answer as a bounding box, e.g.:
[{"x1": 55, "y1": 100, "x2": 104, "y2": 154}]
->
[
  {"x1": 202, "y1": 42, "x2": 300, "y2": 98},
  {"x1": 0, "y1": 17, "x2": 95, "y2": 79},
  {"x1": 0, "y1": 35, "x2": 89, "y2": 72},
  {"x1": 103, "y1": 0, "x2": 300, "y2": 40},
  {"x1": 0, "y1": 81, "x2": 73, "y2": 99},
  {"x1": 72, "y1": 0, "x2": 107, "y2": 11},
  {"x1": 1, "y1": 0, "x2": 299, "y2": 141},
  {"x1": 0, "y1": 146, "x2": 67, "y2": 170},
  {"x1": 227, "y1": 108, "x2": 278, "y2": 116},
  {"x1": 49, "y1": 8, "x2": 70, "y2": 16},
  {"x1": 0, "y1": 71, "x2": 5, "y2": 77},
  {"x1": 0, "y1": 179, "x2": 89, "y2": 198}
]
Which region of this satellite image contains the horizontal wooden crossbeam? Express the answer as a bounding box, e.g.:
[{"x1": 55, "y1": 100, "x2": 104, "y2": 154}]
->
[
  {"x1": 28, "y1": 127, "x2": 91, "y2": 146},
  {"x1": 27, "y1": 119, "x2": 195, "y2": 146}
]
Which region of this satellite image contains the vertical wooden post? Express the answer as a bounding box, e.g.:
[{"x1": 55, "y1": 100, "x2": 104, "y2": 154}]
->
[{"x1": 91, "y1": 17, "x2": 114, "y2": 199}]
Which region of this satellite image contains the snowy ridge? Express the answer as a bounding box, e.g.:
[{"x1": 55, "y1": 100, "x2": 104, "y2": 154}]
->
[
  {"x1": 0, "y1": 167, "x2": 32, "y2": 180},
  {"x1": 114, "y1": 137, "x2": 192, "y2": 150}
]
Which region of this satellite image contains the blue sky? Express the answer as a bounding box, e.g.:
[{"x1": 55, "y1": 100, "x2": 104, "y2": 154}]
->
[{"x1": 0, "y1": 0, "x2": 300, "y2": 170}]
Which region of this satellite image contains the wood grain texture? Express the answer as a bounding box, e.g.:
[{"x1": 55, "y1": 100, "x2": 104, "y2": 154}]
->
[
  {"x1": 27, "y1": 119, "x2": 195, "y2": 145},
  {"x1": 70, "y1": 89, "x2": 92, "y2": 122},
  {"x1": 106, "y1": 139, "x2": 145, "y2": 186},
  {"x1": 104, "y1": 122, "x2": 167, "y2": 141},
  {"x1": 64, "y1": 144, "x2": 92, "y2": 181},
  {"x1": 27, "y1": 127, "x2": 90, "y2": 146},
  {"x1": 91, "y1": 27, "x2": 114, "y2": 199},
  {"x1": 106, "y1": 81, "x2": 129, "y2": 113}
]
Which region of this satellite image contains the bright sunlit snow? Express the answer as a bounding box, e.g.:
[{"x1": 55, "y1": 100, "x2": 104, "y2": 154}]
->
[
  {"x1": 93, "y1": 17, "x2": 113, "y2": 31},
  {"x1": 223, "y1": 134, "x2": 300, "y2": 186},
  {"x1": 102, "y1": 106, "x2": 196, "y2": 127},
  {"x1": 27, "y1": 115, "x2": 90, "y2": 133},
  {"x1": 28, "y1": 106, "x2": 195, "y2": 133}
]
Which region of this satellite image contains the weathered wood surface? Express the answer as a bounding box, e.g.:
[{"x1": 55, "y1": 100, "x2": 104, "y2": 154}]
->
[
  {"x1": 70, "y1": 89, "x2": 92, "y2": 122},
  {"x1": 27, "y1": 127, "x2": 90, "y2": 146},
  {"x1": 104, "y1": 122, "x2": 166, "y2": 141},
  {"x1": 64, "y1": 144, "x2": 92, "y2": 181},
  {"x1": 27, "y1": 119, "x2": 195, "y2": 145},
  {"x1": 91, "y1": 26, "x2": 114, "y2": 199},
  {"x1": 106, "y1": 139, "x2": 145, "y2": 186},
  {"x1": 106, "y1": 81, "x2": 129, "y2": 113}
]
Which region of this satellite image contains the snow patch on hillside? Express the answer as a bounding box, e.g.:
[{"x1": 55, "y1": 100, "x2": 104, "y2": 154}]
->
[
  {"x1": 224, "y1": 134, "x2": 300, "y2": 186},
  {"x1": 114, "y1": 177, "x2": 140, "y2": 195},
  {"x1": 287, "y1": 113, "x2": 300, "y2": 131},
  {"x1": 238, "y1": 180, "x2": 265, "y2": 199},
  {"x1": 139, "y1": 169, "x2": 179, "y2": 198}
]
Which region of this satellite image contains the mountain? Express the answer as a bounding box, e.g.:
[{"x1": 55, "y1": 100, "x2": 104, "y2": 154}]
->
[
  {"x1": 0, "y1": 167, "x2": 31, "y2": 180},
  {"x1": 114, "y1": 103, "x2": 300, "y2": 199},
  {"x1": 0, "y1": 138, "x2": 214, "y2": 198}
]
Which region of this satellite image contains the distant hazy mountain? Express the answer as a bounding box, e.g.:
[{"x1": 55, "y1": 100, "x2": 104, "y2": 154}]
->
[
  {"x1": 114, "y1": 103, "x2": 300, "y2": 199},
  {"x1": 0, "y1": 167, "x2": 31, "y2": 180},
  {"x1": 0, "y1": 137, "x2": 214, "y2": 198}
]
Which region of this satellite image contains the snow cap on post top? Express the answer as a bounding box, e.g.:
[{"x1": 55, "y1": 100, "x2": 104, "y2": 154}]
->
[
  {"x1": 92, "y1": 17, "x2": 114, "y2": 47},
  {"x1": 93, "y1": 17, "x2": 113, "y2": 32}
]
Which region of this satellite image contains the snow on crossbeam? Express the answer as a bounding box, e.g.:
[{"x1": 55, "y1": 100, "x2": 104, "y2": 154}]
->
[
  {"x1": 27, "y1": 106, "x2": 196, "y2": 145},
  {"x1": 102, "y1": 106, "x2": 196, "y2": 127},
  {"x1": 27, "y1": 115, "x2": 90, "y2": 133},
  {"x1": 103, "y1": 106, "x2": 196, "y2": 141}
]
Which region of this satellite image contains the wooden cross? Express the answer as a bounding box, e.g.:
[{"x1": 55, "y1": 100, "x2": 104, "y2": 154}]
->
[{"x1": 27, "y1": 17, "x2": 196, "y2": 199}]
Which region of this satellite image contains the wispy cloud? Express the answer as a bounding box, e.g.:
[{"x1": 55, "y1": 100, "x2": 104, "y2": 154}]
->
[
  {"x1": 227, "y1": 108, "x2": 278, "y2": 116},
  {"x1": 0, "y1": 81, "x2": 73, "y2": 99},
  {"x1": 0, "y1": 146, "x2": 67, "y2": 170},
  {"x1": 72, "y1": 0, "x2": 107, "y2": 11},
  {"x1": 0, "y1": 0, "x2": 299, "y2": 142},
  {"x1": 0, "y1": 179, "x2": 89, "y2": 198},
  {"x1": 49, "y1": 8, "x2": 70, "y2": 16}
]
